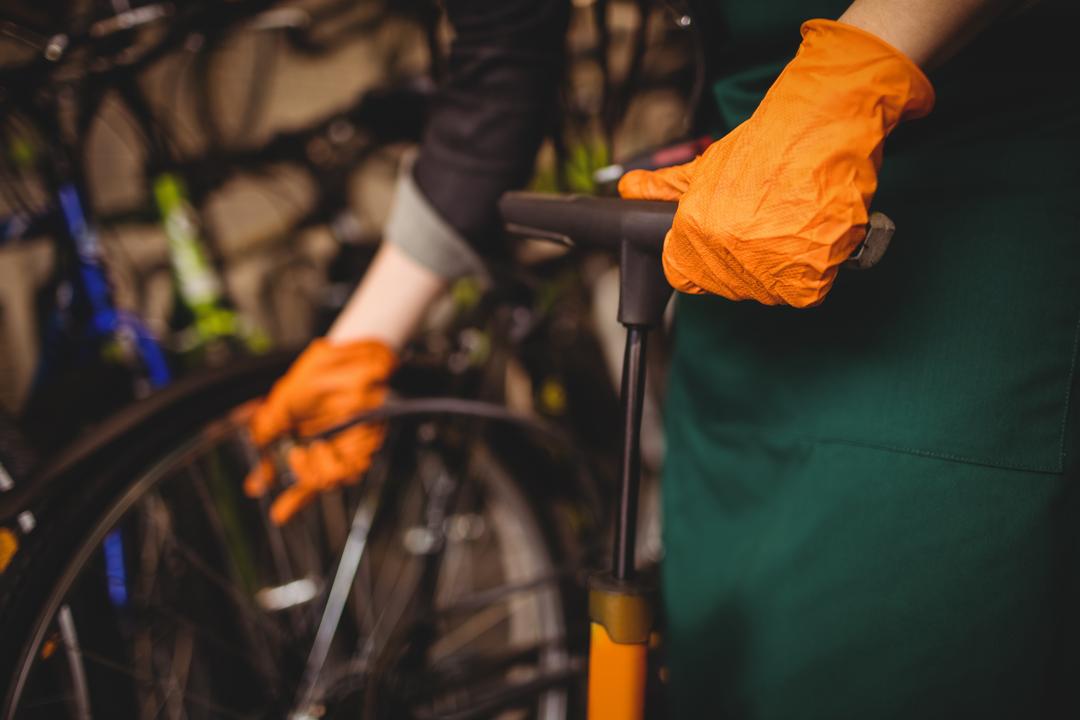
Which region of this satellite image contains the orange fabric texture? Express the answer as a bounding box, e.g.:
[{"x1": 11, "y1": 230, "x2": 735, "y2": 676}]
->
[
  {"x1": 618, "y1": 19, "x2": 934, "y2": 307},
  {"x1": 244, "y1": 338, "x2": 397, "y2": 525}
]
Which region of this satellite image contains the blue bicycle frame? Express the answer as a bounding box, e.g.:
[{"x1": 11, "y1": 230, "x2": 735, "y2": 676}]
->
[
  {"x1": 58, "y1": 183, "x2": 171, "y2": 608},
  {"x1": 54, "y1": 184, "x2": 172, "y2": 389}
]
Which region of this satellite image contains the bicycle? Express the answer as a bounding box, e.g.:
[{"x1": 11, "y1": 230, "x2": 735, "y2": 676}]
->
[
  {"x1": 0, "y1": 176, "x2": 894, "y2": 719},
  {"x1": 0, "y1": 191, "x2": 660, "y2": 719},
  {"x1": 0, "y1": 204, "x2": 626, "y2": 718},
  {"x1": 0, "y1": 4, "x2": 714, "y2": 717},
  {"x1": 0, "y1": 209, "x2": 624, "y2": 717},
  {"x1": 0, "y1": 350, "x2": 597, "y2": 719},
  {"x1": 0, "y1": 0, "x2": 436, "y2": 449},
  {"x1": 0, "y1": 0, "x2": 256, "y2": 445}
]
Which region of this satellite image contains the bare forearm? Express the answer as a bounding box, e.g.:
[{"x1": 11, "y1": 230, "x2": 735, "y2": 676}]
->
[
  {"x1": 839, "y1": 0, "x2": 1017, "y2": 68},
  {"x1": 327, "y1": 243, "x2": 447, "y2": 350}
]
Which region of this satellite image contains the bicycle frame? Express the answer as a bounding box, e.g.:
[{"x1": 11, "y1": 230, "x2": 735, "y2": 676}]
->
[
  {"x1": 55, "y1": 181, "x2": 172, "y2": 389},
  {"x1": 0, "y1": 16, "x2": 179, "y2": 396},
  {"x1": 1, "y1": 111, "x2": 171, "y2": 394},
  {"x1": 152, "y1": 172, "x2": 270, "y2": 354},
  {"x1": 105, "y1": 64, "x2": 270, "y2": 357}
]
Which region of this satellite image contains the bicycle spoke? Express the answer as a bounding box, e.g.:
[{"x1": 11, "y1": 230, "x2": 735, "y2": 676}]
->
[
  {"x1": 292, "y1": 488, "x2": 379, "y2": 714},
  {"x1": 17, "y1": 693, "x2": 79, "y2": 711},
  {"x1": 184, "y1": 455, "x2": 291, "y2": 682},
  {"x1": 155, "y1": 625, "x2": 194, "y2": 720},
  {"x1": 73, "y1": 648, "x2": 253, "y2": 720},
  {"x1": 135, "y1": 494, "x2": 171, "y2": 608},
  {"x1": 427, "y1": 640, "x2": 572, "y2": 682},
  {"x1": 186, "y1": 456, "x2": 251, "y2": 590},
  {"x1": 357, "y1": 517, "x2": 425, "y2": 668},
  {"x1": 238, "y1": 435, "x2": 298, "y2": 592},
  {"x1": 429, "y1": 602, "x2": 511, "y2": 664},
  {"x1": 57, "y1": 605, "x2": 93, "y2": 720},
  {"x1": 434, "y1": 573, "x2": 567, "y2": 617},
  {"x1": 435, "y1": 516, "x2": 479, "y2": 609},
  {"x1": 354, "y1": 543, "x2": 377, "y2": 631},
  {"x1": 135, "y1": 608, "x2": 194, "y2": 720},
  {"x1": 412, "y1": 666, "x2": 582, "y2": 720},
  {"x1": 162, "y1": 533, "x2": 294, "y2": 651},
  {"x1": 139, "y1": 601, "x2": 278, "y2": 681}
]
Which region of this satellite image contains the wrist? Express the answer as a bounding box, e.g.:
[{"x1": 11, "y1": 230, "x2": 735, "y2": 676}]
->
[
  {"x1": 796, "y1": 19, "x2": 935, "y2": 127},
  {"x1": 327, "y1": 243, "x2": 448, "y2": 350}
]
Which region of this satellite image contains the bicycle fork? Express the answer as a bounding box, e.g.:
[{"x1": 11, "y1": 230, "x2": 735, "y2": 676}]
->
[{"x1": 587, "y1": 239, "x2": 671, "y2": 720}]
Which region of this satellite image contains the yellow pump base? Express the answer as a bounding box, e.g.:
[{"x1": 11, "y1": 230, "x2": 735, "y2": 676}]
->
[{"x1": 587, "y1": 622, "x2": 647, "y2": 720}]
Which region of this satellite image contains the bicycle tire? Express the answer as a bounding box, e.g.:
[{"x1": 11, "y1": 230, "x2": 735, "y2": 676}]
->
[
  {"x1": 0, "y1": 353, "x2": 587, "y2": 719},
  {"x1": 0, "y1": 354, "x2": 293, "y2": 711}
]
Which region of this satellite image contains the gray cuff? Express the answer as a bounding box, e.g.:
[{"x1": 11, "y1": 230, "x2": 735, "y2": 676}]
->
[{"x1": 383, "y1": 158, "x2": 486, "y2": 280}]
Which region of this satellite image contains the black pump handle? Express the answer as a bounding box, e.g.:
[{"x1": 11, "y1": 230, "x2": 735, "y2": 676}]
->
[
  {"x1": 500, "y1": 193, "x2": 675, "y2": 255},
  {"x1": 499, "y1": 191, "x2": 895, "y2": 272}
]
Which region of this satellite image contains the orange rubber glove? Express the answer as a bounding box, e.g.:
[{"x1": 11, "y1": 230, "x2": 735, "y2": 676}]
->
[
  {"x1": 244, "y1": 338, "x2": 397, "y2": 525},
  {"x1": 619, "y1": 19, "x2": 934, "y2": 307}
]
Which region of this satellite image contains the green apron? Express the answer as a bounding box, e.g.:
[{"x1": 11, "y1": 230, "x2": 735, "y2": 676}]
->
[{"x1": 663, "y1": 3, "x2": 1080, "y2": 717}]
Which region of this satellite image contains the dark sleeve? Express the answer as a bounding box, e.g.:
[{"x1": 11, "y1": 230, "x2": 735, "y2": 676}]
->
[{"x1": 412, "y1": 0, "x2": 570, "y2": 256}]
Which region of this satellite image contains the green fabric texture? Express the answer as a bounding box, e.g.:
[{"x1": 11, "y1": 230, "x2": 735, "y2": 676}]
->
[
  {"x1": 662, "y1": 1, "x2": 1080, "y2": 717},
  {"x1": 663, "y1": 431, "x2": 1080, "y2": 718}
]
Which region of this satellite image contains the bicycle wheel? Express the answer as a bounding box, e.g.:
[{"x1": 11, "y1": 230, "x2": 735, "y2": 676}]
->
[
  {"x1": 315, "y1": 428, "x2": 576, "y2": 719},
  {"x1": 0, "y1": 356, "x2": 580, "y2": 719}
]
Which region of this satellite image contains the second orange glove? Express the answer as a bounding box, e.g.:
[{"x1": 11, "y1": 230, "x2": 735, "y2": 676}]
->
[
  {"x1": 619, "y1": 19, "x2": 934, "y2": 308},
  {"x1": 244, "y1": 338, "x2": 397, "y2": 525}
]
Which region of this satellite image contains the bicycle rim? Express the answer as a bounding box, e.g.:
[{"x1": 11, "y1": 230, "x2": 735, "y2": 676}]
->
[{"x1": 4, "y1": 407, "x2": 573, "y2": 719}]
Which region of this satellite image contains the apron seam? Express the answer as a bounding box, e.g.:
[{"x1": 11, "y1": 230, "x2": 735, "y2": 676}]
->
[
  {"x1": 1056, "y1": 310, "x2": 1080, "y2": 471},
  {"x1": 807, "y1": 436, "x2": 1062, "y2": 475}
]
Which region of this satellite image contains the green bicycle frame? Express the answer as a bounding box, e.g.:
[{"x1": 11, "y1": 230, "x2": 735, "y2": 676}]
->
[{"x1": 152, "y1": 173, "x2": 268, "y2": 353}]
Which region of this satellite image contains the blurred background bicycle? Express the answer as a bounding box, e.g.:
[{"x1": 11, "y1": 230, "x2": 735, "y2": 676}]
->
[{"x1": 0, "y1": 1, "x2": 711, "y2": 717}]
